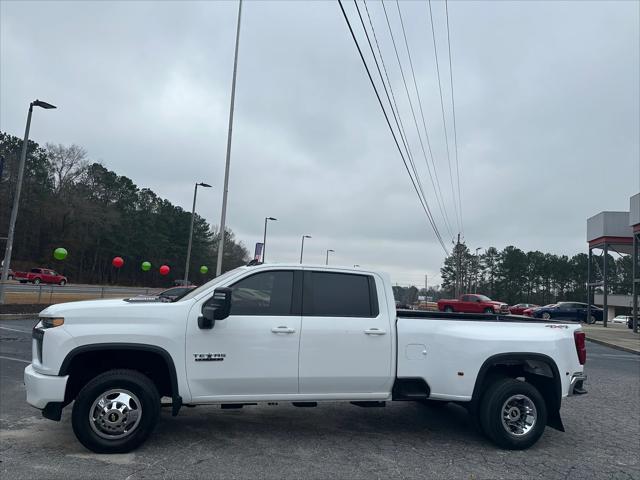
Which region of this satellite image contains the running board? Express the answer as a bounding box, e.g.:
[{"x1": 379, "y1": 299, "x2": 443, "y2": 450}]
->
[
  {"x1": 220, "y1": 403, "x2": 257, "y2": 409},
  {"x1": 350, "y1": 401, "x2": 386, "y2": 408}
]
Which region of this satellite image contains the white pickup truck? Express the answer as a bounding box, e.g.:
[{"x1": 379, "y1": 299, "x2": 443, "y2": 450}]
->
[{"x1": 24, "y1": 263, "x2": 587, "y2": 453}]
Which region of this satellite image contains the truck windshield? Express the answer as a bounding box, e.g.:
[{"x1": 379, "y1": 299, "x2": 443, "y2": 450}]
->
[{"x1": 174, "y1": 267, "x2": 245, "y2": 302}]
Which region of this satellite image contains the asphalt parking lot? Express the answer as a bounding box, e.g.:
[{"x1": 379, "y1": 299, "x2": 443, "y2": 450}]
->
[{"x1": 1, "y1": 318, "x2": 639, "y2": 480}]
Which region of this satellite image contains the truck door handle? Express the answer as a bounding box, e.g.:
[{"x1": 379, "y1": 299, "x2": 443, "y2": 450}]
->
[
  {"x1": 271, "y1": 326, "x2": 296, "y2": 334},
  {"x1": 364, "y1": 328, "x2": 386, "y2": 335}
]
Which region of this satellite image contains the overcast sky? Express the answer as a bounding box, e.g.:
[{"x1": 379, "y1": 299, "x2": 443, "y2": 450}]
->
[{"x1": 1, "y1": 0, "x2": 638, "y2": 287}]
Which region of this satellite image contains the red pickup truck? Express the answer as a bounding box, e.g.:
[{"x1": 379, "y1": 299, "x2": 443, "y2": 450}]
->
[
  {"x1": 438, "y1": 294, "x2": 509, "y2": 314},
  {"x1": 14, "y1": 268, "x2": 68, "y2": 285}
]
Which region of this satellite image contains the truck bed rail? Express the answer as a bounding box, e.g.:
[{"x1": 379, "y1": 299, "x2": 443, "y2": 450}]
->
[{"x1": 397, "y1": 309, "x2": 570, "y2": 324}]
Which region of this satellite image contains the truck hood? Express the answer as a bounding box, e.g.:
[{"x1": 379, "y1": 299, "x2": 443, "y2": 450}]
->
[
  {"x1": 38, "y1": 297, "x2": 183, "y2": 320},
  {"x1": 39, "y1": 298, "x2": 136, "y2": 317}
]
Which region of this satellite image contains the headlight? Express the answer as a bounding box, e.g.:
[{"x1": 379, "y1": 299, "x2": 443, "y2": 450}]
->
[{"x1": 41, "y1": 317, "x2": 64, "y2": 328}]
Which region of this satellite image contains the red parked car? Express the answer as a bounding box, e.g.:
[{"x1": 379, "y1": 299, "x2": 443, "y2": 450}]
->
[
  {"x1": 13, "y1": 268, "x2": 68, "y2": 285},
  {"x1": 509, "y1": 303, "x2": 539, "y2": 316},
  {"x1": 437, "y1": 294, "x2": 509, "y2": 314}
]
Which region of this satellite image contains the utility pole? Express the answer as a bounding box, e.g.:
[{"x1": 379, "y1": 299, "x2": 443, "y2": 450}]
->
[
  {"x1": 216, "y1": 0, "x2": 243, "y2": 277},
  {"x1": 474, "y1": 247, "x2": 482, "y2": 294},
  {"x1": 455, "y1": 233, "x2": 461, "y2": 298}
]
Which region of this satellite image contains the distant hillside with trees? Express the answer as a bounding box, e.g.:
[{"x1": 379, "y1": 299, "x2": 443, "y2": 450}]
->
[
  {"x1": 0, "y1": 131, "x2": 249, "y2": 286},
  {"x1": 439, "y1": 243, "x2": 631, "y2": 306}
]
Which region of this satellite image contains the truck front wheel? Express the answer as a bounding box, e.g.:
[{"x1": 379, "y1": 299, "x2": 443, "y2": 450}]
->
[
  {"x1": 71, "y1": 369, "x2": 160, "y2": 453},
  {"x1": 444, "y1": 306, "x2": 454, "y2": 313},
  {"x1": 478, "y1": 378, "x2": 547, "y2": 450}
]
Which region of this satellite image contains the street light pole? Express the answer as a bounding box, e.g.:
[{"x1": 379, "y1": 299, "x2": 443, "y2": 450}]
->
[
  {"x1": 216, "y1": 0, "x2": 243, "y2": 277},
  {"x1": 262, "y1": 217, "x2": 277, "y2": 263},
  {"x1": 184, "y1": 182, "x2": 212, "y2": 283},
  {"x1": 0, "y1": 99, "x2": 56, "y2": 304},
  {"x1": 325, "y1": 249, "x2": 334, "y2": 265},
  {"x1": 300, "y1": 235, "x2": 311, "y2": 264}
]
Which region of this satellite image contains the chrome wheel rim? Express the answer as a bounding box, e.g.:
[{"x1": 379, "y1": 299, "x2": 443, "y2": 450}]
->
[
  {"x1": 542, "y1": 312, "x2": 551, "y2": 320},
  {"x1": 501, "y1": 394, "x2": 537, "y2": 437},
  {"x1": 89, "y1": 389, "x2": 142, "y2": 440}
]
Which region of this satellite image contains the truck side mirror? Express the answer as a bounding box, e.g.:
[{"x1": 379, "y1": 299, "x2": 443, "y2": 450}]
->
[{"x1": 198, "y1": 287, "x2": 232, "y2": 329}]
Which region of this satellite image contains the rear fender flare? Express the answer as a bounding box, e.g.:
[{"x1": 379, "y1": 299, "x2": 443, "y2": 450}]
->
[{"x1": 471, "y1": 352, "x2": 563, "y2": 430}]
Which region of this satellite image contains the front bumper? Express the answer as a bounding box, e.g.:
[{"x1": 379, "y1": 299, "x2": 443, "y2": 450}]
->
[
  {"x1": 24, "y1": 364, "x2": 68, "y2": 409},
  {"x1": 568, "y1": 372, "x2": 587, "y2": 396}
]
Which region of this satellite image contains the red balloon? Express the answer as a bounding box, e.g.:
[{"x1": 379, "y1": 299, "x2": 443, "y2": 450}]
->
[
  {"x1": 112, "y1": 256, "x2": 124, "y2": 268},
  {"x1": 159, "y1": 265, "x2": 170, "y2": 276}
]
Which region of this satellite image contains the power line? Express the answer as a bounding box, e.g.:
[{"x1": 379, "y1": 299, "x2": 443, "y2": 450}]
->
[
  {"x1": 379, "y1": 0, "x2": 456, "y2": 245},
  {"x1": 352, "y1": 0, "x2": 417, "y2": 194},
  {"x1": 349, "y1": 0, "x2": 446, "y2": 253},
  {"x1": 393, "y1": 0, "x2": 455, "y2": 242},
  {"x1": 427, "y1": 0, "x2": 461, "y2": 234},
  {"x1": 354, "y1": 0, "x2": 448, "y2": 244},
  {"x1": 350, "y1": 0, "x2": 447, "y2": 253},
  {"x1": 445, "y1": 0, "x2": 463, "y2": 236},
  {"x1": 337, "y1": 0, "x2": 448, "y2": 254}
]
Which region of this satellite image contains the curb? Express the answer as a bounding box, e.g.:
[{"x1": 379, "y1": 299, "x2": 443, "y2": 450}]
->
[
  {"x1": 586, "y1": 337, "x2": 640, "y2": 356},
  {"x1": 0, "y1": 314, "x2": 38, "y2": 321}
]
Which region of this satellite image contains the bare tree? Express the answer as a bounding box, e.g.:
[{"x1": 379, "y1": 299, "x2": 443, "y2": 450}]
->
[{"x1": 46, "y1": 143, "x2": 88, "y2": 194}]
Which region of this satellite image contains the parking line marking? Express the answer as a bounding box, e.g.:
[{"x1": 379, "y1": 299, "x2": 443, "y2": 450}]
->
[
  {"x1": 0, "y1": 326, "x2": 31, "y2": 334},
  {"x1": 0, "y1": 355, "x2": 30, "y2": 364}
]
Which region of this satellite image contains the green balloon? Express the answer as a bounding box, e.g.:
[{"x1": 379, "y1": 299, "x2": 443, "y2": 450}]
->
[
  {"x1": 141, "y1": 261, "x2": 151, "y2": 271},
  {"x1": 199, "y1": 265, "x2": 208, "y2": 274},
  {"x1": 53, "y1": 248, "x2": 68, "y2": 260}
]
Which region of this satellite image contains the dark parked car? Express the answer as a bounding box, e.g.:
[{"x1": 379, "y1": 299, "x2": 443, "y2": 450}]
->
[
  {"x1": 509, "y1": 303, "x2": 539, "y2": 315},
  {"x1": 629, "y1": 316, "x2": 638, "y2": 329},
  {"x1": 532, "y1": 302, "x2": 603, "y2": 324}
]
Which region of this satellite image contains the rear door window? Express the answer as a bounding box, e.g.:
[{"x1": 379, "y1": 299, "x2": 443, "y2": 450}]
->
[{"x1": 304, "y1": 271, "x2": 378, "y2": 318}]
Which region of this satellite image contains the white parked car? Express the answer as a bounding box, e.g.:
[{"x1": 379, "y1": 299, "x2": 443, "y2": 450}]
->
[
  {"x1": 25, "y1": 263, "x2": 587, "y2": 453},
  {"x1": 611, "y1": 315, "x2": 630, "y2": 325}
]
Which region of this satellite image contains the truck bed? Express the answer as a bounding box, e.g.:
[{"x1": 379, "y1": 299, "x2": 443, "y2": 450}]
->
[{"x1": 395, "y1": 311, "x2": 582, "y2": 401}]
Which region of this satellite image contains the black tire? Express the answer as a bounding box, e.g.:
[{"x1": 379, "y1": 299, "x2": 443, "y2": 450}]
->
[
  {"x1": 483, "y1": 308, "x2": 494, "y2": 314},
  {"x1": 541, "y1": 312, "x2": 551, "y2": 320},
  {"x1": 478, "y1": 377, "x2": 547, "y2": 450},
  {"x1": 586, "y1": 315, "x2": 596, "y2": 325},
  {"x1": 33, "y1": 278, "x2": 41, "y2": 285},
  {"x1": 71, "y1": 369, "x2": 160, "y2": 453},
  {"x1": 59, "y1": 280, "x2": 66, "y2": 286},
  {"x1": 444, "y1": 306, "x2": 454, "y2": 313}
]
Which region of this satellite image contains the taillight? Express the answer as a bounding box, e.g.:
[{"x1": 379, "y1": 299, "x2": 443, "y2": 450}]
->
[{"x1": 574, "y1": 331, "x2": 586, "y2": 365}]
